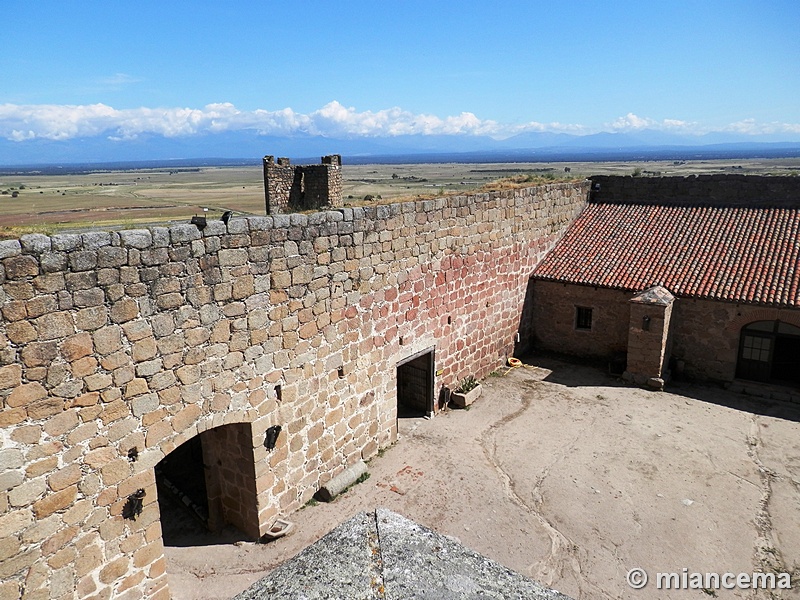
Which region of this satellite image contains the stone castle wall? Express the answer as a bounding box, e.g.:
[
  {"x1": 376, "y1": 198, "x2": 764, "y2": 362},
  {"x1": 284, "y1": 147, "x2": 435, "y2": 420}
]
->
[
  {"x1": 0, "y1": 181, "x2": 589, "y2": 599},
  {"x1": 590, "y1": 174, "x2": 800, "y2": 207}
]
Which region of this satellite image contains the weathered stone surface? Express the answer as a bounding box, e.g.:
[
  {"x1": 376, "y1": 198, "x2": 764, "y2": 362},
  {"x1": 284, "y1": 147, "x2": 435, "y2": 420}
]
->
[
  {"x1": 0, "y1": 182, "x2": 595, "y2": 599},
  {"x1": 93, "y1": 325, "x2": 122, "y2": 355},
  {"x1": 28, "y1": 397, "x2": 66, "y2": 420},
  {"x1": 236, "y1": 509, "x2": 572, "y2": 600},
  {"x1": 6, "y1": 320, "x2": 36, "y2": 344},
  {"x1": 119, "y1": 229, "x2": 153, "y2": 249},
  {"x1": 81, "y1": 231, "x2": 111, "y2": 250},
  {"x1": 7, "y1": 382, "x2": 48, "y2": 407},
  {"x1": 0, "y1": 364, "x2": 22, "y2": 389},
  {"x1": 61, "y1": 332, "x2": 94, "y2": 362},
  {"x1": 99, "y1": 555, "x2": 130, "y2": 585},
  {"x1": 131, "y1": 393, "x2": 159, "y2": 417},
  {"x1": 110, "y1": 298, "x2": 139, "y2": 323},
  {"x1": 36, "y1": 312, "x2": 75, "y2": 341},
  {"x1": 32, "y1": 485, "x2": 77, "y2": 518},
  {"x1": 69, "y1": 251, "x2": 98, "y2": 272},
  {"x1": 317, "y1": 460, "x2": 368, "y2": 502},
  {"x1": 0, "y1": 239, "x2": 21, "y2": 259},
  {"x1": 170, "y1": 224, "x2": 202, "y2": 244},
  {"x1": 0, "y1": 449, "x2": 25, "y2": 471},
  {"x1": 50, "y1": 234, "x2": 80, "y2": 252},
  {"x1": 20, "y1": 234, "x2": 52, "y2": 254},
  {"x1": 4, "y1": 255, "x2": 39, "y2": 279},
  {"x1": 48, "y1": 464, "x2": 82, "y2": 492},
  {"x1": 42, "y1": 410, "x2": 78, "y2": 437},
  {"x1": 75, "y1": 306, "x2": 108, "y2": 331}
]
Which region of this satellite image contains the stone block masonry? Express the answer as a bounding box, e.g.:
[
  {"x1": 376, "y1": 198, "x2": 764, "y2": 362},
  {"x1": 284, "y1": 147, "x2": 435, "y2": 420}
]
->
[
  {"x1": 263, "y1": 154, "x2": 343, "y2": 214},
  {"x1": 590, "y1": 174, "x2": 800, "y2": 208},
  {"x1": 0, "y1": 181, "x2": 589, "y2": 599},
  {"x1": 531, "y1": 281, "x2": 800, "y2": 387}
]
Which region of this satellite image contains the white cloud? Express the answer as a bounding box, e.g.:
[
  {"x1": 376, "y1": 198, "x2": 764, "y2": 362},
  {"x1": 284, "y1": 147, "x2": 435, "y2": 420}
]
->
[
  {"x1": 511, "y1": 120, "x2": 589, "y2": 135},
  {"x1": 723, "y1": 119, "x2": 800, "y2": 135},
  {"x1": 96, "y1": 73, "x2": 143, "y2": 87},
  {"x1": 0, "y1": 102, "x2": 797, "y2": 142},
  {"x1": 608, "y1": 113, "x2": 657, "y2": 131},
  {"x1": 300, "y1": 102, "x2": 499, "y2": 137},
  {"x1": 0, "y1": 101, "x2": 509, "y2": 141},
  {"x1": 10, "y1": 130, "x2": 35, "y2": 141},
  {"x1": 605, "y1": 113, "x2": 800, "y2": 137}
]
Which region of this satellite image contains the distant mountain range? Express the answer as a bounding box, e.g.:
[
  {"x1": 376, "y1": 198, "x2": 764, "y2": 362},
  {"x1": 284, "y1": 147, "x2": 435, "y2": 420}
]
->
[{"x1": 1, "y1": 129, "x2": 799, "y2": 168}]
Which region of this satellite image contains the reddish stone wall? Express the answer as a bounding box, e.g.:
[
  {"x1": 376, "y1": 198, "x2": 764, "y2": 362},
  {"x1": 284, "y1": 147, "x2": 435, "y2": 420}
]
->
[
  {"x1": 0, "y1": 181, "x2": 589, "y2": 599},
  {"x1": 529, "y1": 281, "x2": 800, "y2": 384},
  {"x1": 529, "y1": 282, "x2": 631, "y2": 357},
  {"x1": 671, "y1": 299, "x2": 800, "y2": 382}
]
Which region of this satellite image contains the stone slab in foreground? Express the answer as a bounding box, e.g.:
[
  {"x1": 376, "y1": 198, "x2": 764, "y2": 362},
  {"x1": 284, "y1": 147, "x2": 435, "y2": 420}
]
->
[{"x1": 235, "y1": 507, "x2": 572, "y2": 600}]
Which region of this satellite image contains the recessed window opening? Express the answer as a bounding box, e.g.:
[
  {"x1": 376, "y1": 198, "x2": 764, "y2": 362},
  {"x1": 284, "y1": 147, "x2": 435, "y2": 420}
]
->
[{"x1": 575, "y1": 306, "x2": 593, "y2": 330}]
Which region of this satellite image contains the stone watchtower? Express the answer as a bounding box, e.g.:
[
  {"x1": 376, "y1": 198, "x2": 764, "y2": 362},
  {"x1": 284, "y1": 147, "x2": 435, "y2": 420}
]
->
[{"x1": 262, "y1": 154, "x2": 343, "y2": 215}]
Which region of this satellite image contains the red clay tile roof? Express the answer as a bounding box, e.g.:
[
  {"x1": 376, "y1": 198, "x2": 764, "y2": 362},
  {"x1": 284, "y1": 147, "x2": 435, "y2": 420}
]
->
[{"x1": 533, "y1": 203, "x2": 800, "y2": 307}]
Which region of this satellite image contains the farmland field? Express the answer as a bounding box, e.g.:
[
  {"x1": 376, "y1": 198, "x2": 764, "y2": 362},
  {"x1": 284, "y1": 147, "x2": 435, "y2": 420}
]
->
[{"x1": 0, "y1": 157, "x2": 797, "y2": 238}]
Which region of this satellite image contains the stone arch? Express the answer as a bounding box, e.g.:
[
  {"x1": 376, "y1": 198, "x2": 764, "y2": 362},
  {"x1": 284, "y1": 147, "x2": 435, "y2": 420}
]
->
[
  {"x1": 725, "y1": 307, "x2": 800, "y2": 333},
  {"x1": 154, "y1": 413, "x2": 264, "y2": 542},
  {"x1": 735, "y1": 319, "x2": 800, "y2": 385}
]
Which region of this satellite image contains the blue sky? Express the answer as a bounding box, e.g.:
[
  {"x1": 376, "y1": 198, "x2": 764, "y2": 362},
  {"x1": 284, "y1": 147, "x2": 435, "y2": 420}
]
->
[{"x1": 1, "y1": 0, "x2": 799, "y2": 150}]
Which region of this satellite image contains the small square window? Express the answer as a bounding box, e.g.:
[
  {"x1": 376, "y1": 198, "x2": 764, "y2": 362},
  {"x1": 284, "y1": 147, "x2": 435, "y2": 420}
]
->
[{"x1": 575, "y1": 306, "x2": 593, "y2": 330}]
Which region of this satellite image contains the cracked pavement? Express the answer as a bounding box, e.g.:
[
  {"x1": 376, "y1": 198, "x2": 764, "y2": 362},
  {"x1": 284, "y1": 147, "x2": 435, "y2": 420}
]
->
[{"x1": 165, "y1": 358, "x2": 800, "y2": 600}]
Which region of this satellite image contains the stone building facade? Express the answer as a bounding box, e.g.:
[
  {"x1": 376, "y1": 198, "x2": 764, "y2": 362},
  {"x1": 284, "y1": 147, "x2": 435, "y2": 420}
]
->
[
  {"x1": 530, "y1": 175, "x2": 800, "y2": 395},
  {"x1": 526, "y1": 283, "x2": 632, "y2": 357},
  {"x1": 262, "y1": 155, "x2": 343, "y2": 214},
  {"x1": 530, "y1": 282, "x2": 800, "y2": 390},
  {"x1": 0, "y1": 181, "x2": 589, "y2": 599}
]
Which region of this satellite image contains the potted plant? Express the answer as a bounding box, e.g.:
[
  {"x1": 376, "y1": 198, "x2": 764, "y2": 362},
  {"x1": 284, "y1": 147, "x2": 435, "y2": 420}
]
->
[{"x1": 451, "y1": 375, "x2": 482, "y2": 408}]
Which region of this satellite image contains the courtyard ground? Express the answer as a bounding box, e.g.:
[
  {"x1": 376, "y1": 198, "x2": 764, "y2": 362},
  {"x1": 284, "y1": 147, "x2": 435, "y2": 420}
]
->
[{"x1": 163, "y1": 357, "x2": 800, "y2": 600}]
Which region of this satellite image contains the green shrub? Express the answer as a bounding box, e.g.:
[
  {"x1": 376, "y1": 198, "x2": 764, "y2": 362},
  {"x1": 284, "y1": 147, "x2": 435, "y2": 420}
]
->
[{"x1": 456, "y1": 375, "x2": 479, "y2": 393}]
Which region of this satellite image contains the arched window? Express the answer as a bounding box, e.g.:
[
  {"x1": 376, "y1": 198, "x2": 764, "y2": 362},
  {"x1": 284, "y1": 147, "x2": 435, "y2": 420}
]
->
[{"x1": 736, "y1": 321, "x2": 800, "y2": 385}]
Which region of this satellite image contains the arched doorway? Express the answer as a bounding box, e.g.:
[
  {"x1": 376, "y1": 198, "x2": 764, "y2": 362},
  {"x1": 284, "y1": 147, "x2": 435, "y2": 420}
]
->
[
  {"x1": 736, "y1": 320, "x2": 800, "y2": 386},
  {"x1": 155, "y1": 422, "x2": 260, "y2": 546}
]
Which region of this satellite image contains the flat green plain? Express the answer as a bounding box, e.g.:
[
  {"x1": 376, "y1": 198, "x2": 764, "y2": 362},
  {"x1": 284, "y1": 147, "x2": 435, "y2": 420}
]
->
[{"x1": 0, "y1": 158, "x2": 797, "y2": 238}]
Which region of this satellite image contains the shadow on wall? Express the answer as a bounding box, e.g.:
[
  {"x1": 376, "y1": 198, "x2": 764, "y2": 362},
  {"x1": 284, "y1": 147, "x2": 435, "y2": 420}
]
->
[{"x1": 514, "y1": 277, "x2": 536, "y2": 357}]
